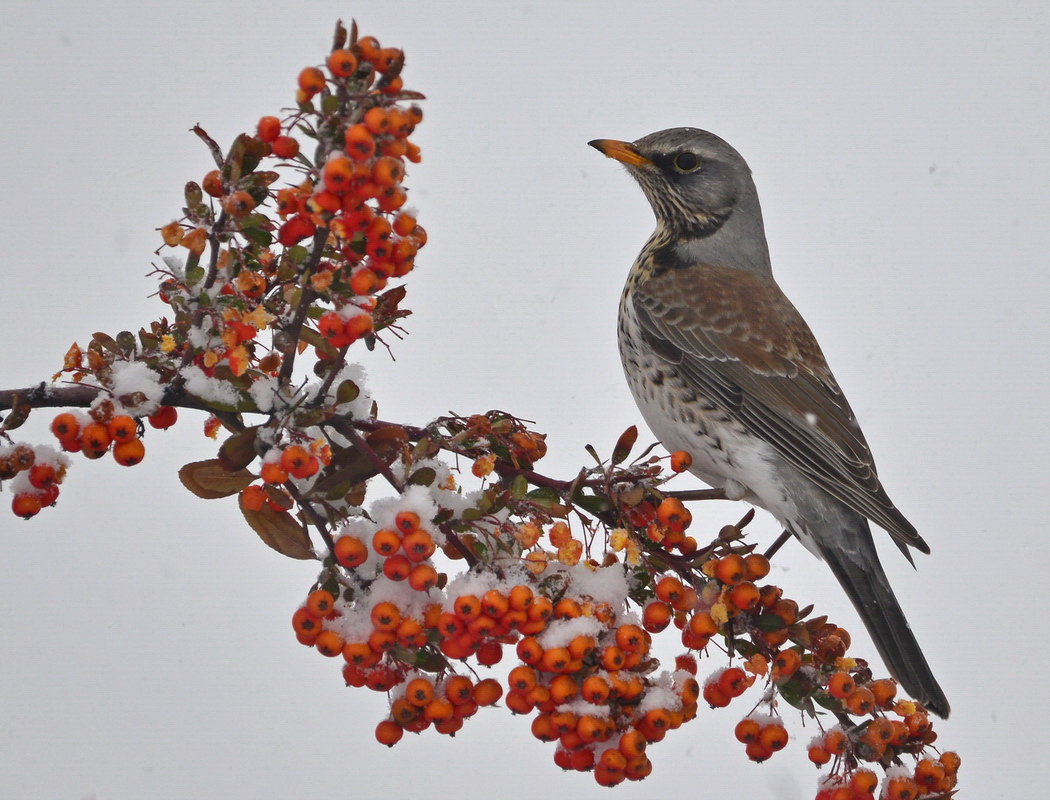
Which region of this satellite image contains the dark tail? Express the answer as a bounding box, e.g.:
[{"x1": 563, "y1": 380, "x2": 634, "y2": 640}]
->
[{"x1": 813, "y1": 514, "x2": 950, "y2": 718}]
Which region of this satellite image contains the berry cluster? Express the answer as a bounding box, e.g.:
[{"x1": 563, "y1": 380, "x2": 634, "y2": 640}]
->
[
  {"x1": 0, "y1": 442, "x2": 68, "y2": 519},
  {"x1": 290, "y1": 504, "x2": 702, "y2": 786}
]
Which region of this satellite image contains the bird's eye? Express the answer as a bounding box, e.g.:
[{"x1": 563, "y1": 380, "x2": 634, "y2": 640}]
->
[{"x1": 673, "y1": 152, "x2": 700, "y2": 172}]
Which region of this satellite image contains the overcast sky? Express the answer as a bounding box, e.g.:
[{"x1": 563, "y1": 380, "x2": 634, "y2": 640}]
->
[{"x1": 2, "y1": 2, "x2": 1048, "y2": 798}]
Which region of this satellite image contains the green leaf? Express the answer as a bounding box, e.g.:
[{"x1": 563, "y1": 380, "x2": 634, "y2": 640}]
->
[
  {"x1": 525, "y1": 486, "x2": 560, "y2": 503},
  {"x1": 753, "y1": 613, "x2": 788, "y2": 633},
  {"x1": 407, "y1": 467, "x2": 436, "y2": 487},
  {"x1": 574, "y1": 493, "x2": 612, "y2": 516},
  {"x1": 611, "y1": 425, "x2": 638, "y2": 465},
  {"x1": 510, "y1": 474, "x2": 528, "y2": 500},
  {"x1": 185, "y1": 264, "x2": 205, "y2": 287},
  {"x1": 335, "y1": 379, "x2": 360, "y2": 404},
  {"x1": 241, "y1": 226, "x2": 272, "y2": 247}
]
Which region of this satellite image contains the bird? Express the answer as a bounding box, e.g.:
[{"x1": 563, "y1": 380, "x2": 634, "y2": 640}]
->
[{"x1": 590, "y1": 128, "x2": 949, "y2": 718}]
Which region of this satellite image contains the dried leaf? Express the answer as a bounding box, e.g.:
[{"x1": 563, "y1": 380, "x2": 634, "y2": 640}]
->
[
  {"x1": 239, "y1": 496, "x2": 314, "y2": 560},
  {"x1": 178, "y1": 459, "x2": 255, "y2": 499},
  {"x1": 611, "y1": 425, "x2": 638, "y2": 465}
]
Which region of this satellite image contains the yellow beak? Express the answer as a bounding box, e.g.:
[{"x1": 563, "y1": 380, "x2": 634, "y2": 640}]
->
[{"x1": 588, "y1": 139, "x2": 651, "y2": 167}]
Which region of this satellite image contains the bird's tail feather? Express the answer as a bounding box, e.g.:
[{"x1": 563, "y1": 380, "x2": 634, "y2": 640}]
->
[{"x1": 814, "y1": 518, "x2": 950, "y2": 718}]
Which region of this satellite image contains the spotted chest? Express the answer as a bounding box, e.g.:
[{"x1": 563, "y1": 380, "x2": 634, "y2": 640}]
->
[{"x1": 617, "y1": 278, "x2": 801, "y2": 528}]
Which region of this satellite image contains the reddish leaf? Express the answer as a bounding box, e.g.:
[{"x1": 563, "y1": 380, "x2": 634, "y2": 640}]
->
[
  {"x1": 178, "y1": 459, "x2": 255, "y2": 499},
  {"x1": 239, "y1": 496, "x2": 315, "y2": 560}
]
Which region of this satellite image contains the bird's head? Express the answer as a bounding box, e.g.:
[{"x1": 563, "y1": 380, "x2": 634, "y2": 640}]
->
[{"x1": 590, "y1": 128, "x2": 771, "y2": 274}]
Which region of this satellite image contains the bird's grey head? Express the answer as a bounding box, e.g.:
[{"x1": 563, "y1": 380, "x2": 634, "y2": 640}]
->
[{"x1": 590, "y1": 128, "x2": 772, "y2": 275}]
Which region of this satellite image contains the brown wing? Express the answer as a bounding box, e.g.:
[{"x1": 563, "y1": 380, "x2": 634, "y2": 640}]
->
[{"x1": 631, "y1": 263, "x2": 928, "y2": 555}]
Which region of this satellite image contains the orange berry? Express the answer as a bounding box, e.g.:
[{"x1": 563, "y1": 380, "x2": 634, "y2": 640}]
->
[
  {"x1": 50, "y1": 412, "x2": 81, "y2": 440},
  {"x1": 363, "y1": 106, "x2": 390, "y2": 135},
  {"x1": 112, "y1": 437, "x2": 145, "y2": 467},
  {"x1": 884, "y1": 776, "x2": 920, "y2": 800},
  {"x1": 260, "y1": 460, "x2": 288, "y2": 484},
  {"x1": 394, "y1": 510, "x2": 421, "y2": 535},
  {"x1": 453, "y1": 594, "x2": 481, "y2": 621},
  {"x1": 148, "y1": 405, "x2": 178, "y2": 429},
  {"x1": 729, "y1": 580, "x2": 761, "y2": 611},
  {"x1": 28, "y1": 463, "x2": 56, "y2": 490},
  {"x1": 744, "y1": 740, "x2": 773, "y2": 762},
  {"x1": 279, "y1": 444, "x2": 312, "y2": 476},
  {"x1": 597, "y1": 645, "x2": 623, "y2": 671},
  {"x1": 669, "y1": 450, "x2": 693, "y2": 472},
  {"x1": 655, "y1": 575, "x2": 685, "y2": 604},
  {"x1": 475, "y1": 640, "x2": 503, "y2": 666},
  {"x1": 297, "y1": 66, "x2": 326, "y2": 95},
  {"x1": 473, "y1": 678, "x2": 503, "y2": 706},
  {"x1": 202, "y1": 169, "x2": 224, "y2": 197},
  {"x1": 375, "y1": 719, "x2": 403, "y2": 747},
  {"x1": 615, "y1": 623, "x2": 647, "y2": 653},
  {"x1": 548, "y1": 674, "x2": 578, "y2": 704},
  {"x1": 642, "y1": 600, "x2": 672, "y2": 632},
  {"x1": 940, "y1": 751, "x2": 961, "y2": 774},
  {"x1": 827, "y1": 671, "x2": 856, "y2": 699},
  {"x1": 581, "y1": 675, "x2": 610, "y2": 704},
  {"x1": 322, "y1": 156, "x2": 355, "y2": 193},
  {"x1": 844, "y1": 686, "x2": 875, "y2": 715},
  {"x1": 687, "y1": 610, "x2": 718, "y2": 638},
  {"x1": 344, "y1": 124, "x2": 375, "y2": 160},
  {"x1": 272, "y1": 136, "x2": 300, "y2": 159},
  {"x1": 758, "y1": 721, "x2": 788, "y2": 752},
  {"x1": 257, "y1": 115, "x2": 281, "y2": 142},
  {"x1": 744, "y1": 553, "x2": 771, "y2": 580},
  {"x1": 314, "y1": 629, "x2": 344, "y2": 657},
  {"x1": 870, "y1": 678, "x2": 898, "y2": 707},
  {"x1": 357, "y1": 35, "x2": 381, "y2": 62},
  {"x1": 306, "y1": 588, "x2": 335, "y2": 617},
  {"x1": 849, "y1": 768, "x2": 879, "y2": 794},
  {"x1": 407, "y1": 563, "x2": 438, "y2": 591},
  {"x1": 808, "y1": 743, "x2": 832, "y2": 764},
  {"x1": 655, "y1": 497, "x2": 691, "y2": 532},
  {"x1": 370, "y1": 601, "x2": 401, "y2": 631},
  {"x1": 823, "y1": 728, "x2": 847, "y2": 755},
  {"x1": 540, "y1": 647, "x2": 572, "y2": 674},
  {"x1": 11, "y1": 493, "x2": 43, "y2": 520},
  {"x1": 515, "y1": 636, "x2": 543, "y2": 665},
  {"x1": 772, "y1": 648, "x2": 801, "y2": 678},
  {"x1": 718, "y1": 667, "x2": 749, "y2": 698},
  {"x1": 382, "y1": 554, "x2": 411, "y2": 581},
  {"x1": 291, "y1": 606, "x2": 322, "y2": 638},
  {"x1": 103, "y1": 414, "x2": 136, "y2": 443},
  {"x1": 444, "y1": 675, "x2": 474, "y2": 705},
  {"x1": 222, "y1": 190, "x2": 255, "y2": 217},
  {"x1": 327, "y1": 48, "x2": 358, "y2": 77},
  {"x1": 334, "y1": 535, "x2": 368, "y2": 568},
  {"x1": 702, "y1": 681, "x2": 731, "y2": 708},
  {"x1": 404, "y1": 677, "x2": 434, "y2": 707},
  {"x1": 734, "y1": 717, "x2": 761, "y2": 743},
  {"x1": 371, "y1": 528, "x2": 401, "y2": 556},
  {"x1": 372, "y1": 155, "x2": 404, "y2": 186},
  {"x1": 81, "y1": 422, "x2": 111, "y2": 451},
  {"x1": 715, "y1": 553, "x2": 748, "y2": 585},
  {"x1": 505, "y1": 690, "x2": 534, "y2": 715}
]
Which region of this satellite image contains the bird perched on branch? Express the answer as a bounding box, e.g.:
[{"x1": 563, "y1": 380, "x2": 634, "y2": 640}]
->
[{"x1": 590, "y1": 128, "x2": 949, "y2": 717}]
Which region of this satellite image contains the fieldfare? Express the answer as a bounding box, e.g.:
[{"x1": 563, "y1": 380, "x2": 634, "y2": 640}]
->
[{"x1": 590, "y1": 128, "x2": 949, "y2": 718}]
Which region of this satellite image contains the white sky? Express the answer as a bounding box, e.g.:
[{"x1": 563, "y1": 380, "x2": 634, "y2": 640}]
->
[{"x1": 1, "y1": 1, "x2": 1047, "y2": 798}]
